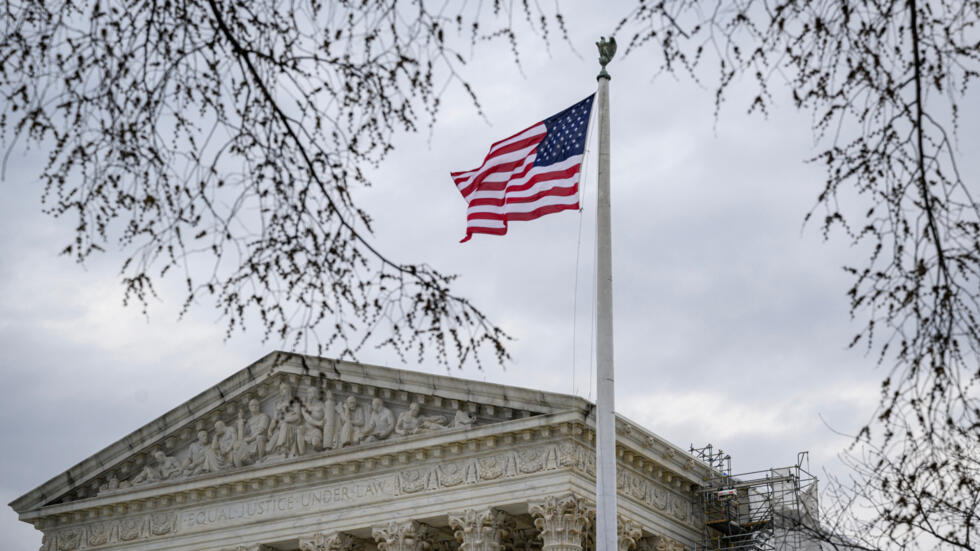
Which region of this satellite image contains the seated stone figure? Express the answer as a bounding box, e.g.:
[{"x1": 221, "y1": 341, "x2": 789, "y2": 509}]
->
[
  {"x1": 98, "y1": 475, "x2": 120, "y2": 494},
  {"x1": 153, "y1": 450, "x2": 182, "y2": 480},
  {"x1": 361, "y1": 398, "x2": 395, "y2": 443},
  {"x1": 453, "y1": 407, "x2": 477, "y2": 429},
  {"x1": 183, "y1": 429, "x2": 223, "y2": 476},
  {"x1": 213, "y1": 419, "x2": 247, "y2": 468}
]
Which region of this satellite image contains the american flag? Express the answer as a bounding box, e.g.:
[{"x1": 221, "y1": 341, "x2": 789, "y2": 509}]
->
[{"x1": 452, "y1": 95, "x2": 595, "y2": 242}]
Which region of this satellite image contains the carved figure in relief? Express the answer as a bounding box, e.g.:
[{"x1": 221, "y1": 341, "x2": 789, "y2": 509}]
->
[
  {"x1": 98, "y1": 474, "x2": 120, "y2": 494},
  {"x1": 394, "y1": 403, "x2": 422, "y2": 435},
  {"x1": 86, "y1": 522, "x2": 110, "y2": 547},
  {"x1": 149, "y1": 512, "x2": 177, "y2": 536},
  {"x1": 299, "y1": 532, "x2": 362, "y2": 551},
  {"x1": 118, "y1": 517, "x2": 142, "y2": 541},
  {"x1": 226, "y1": 408, "x2": 254, "y2": 466},
  {"x1": 243, "y1": 398, "x2": 270, "y2": 462},
  {"x1": 453, "y1": 407, "x2": 476, "y2": 429},
  {"x1": 338, "y1": 395, "x2": 365, "y2": 446},
  {"x1": 361, "y1": 398, "x2": 395, "y2": 442},
  {"x1": 322, "y1": 391, "x2": 339, "y2": 449},
  {"x1": 266, "y1": 382, "x2": 302, "y2": 457},
  {"x1": 214, "y1": 419, "x2": 246, "y2": 468},
  {"x1": 184, "y1": 429, "x2": 222, "y2": 475},
  {"x1": 155, "y1": 450, "x2": 182, "y2": 479},
  {"x1": 300, "y1": 386, "x2": 325, "y2": 454},
  {"x1": 132, "y1": 450, "x2": 181, "y2": 485},
  {"x1": 395, "y1": 402, "x2": 448, "y2": 435},
  {"x1": 130, "y1": 460, "x2": 160, "y2": 485},
  {"x1": 57, "y1": 528, "x2": 81, "y2": 550}
]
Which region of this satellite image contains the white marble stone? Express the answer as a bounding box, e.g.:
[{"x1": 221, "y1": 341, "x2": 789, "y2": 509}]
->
[{"x1": 10, "y1": 353, "x2": 705, "y2": 551}]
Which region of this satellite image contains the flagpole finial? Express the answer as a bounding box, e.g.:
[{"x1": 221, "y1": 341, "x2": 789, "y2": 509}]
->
[{"x1": 596, "y1": 36, "x2": 617, "y2": 80}]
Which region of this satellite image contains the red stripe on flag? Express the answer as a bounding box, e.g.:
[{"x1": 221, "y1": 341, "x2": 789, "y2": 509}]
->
[
  {"x1": 467, "y1": 182, "x2": 579, "y2": 208},
  {"x1": 464, "y1": 163, "x2": 581, "y2": 197},
  {"x1": 466, "y1": 202, "x2": 580, "y2": 222},
  {"x1": 460, "y1": 225, "x2": 508, "y2": 243},
  {"x1": 450, "y1": 95, "x2": 593, "y2": 241},
  {"x1": 457, "y1": 154, "x2": 539, "y2": 198},
  {"x1": 461, "y1": 204, "x2": 579, "y2": 242}
]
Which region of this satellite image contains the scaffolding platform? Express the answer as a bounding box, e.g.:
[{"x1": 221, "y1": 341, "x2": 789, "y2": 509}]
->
[{"x1": 690, "y1": 446, "x2": 819, "y2": 551}]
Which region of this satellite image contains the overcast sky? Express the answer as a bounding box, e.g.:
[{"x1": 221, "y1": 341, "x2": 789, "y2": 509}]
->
[{"x1": 2, "y1": 3, "x2": 957, "y2": 549}]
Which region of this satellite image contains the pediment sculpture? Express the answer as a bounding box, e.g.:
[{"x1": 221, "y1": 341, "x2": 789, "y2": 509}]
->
[{"x1": 95, "y1": 377, "x2": 504, "y2": 497}]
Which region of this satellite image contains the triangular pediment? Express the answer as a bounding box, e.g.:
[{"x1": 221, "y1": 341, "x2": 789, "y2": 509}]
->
[{"x1": 10, "y1": 352, "x2": 588, "y2": 515}]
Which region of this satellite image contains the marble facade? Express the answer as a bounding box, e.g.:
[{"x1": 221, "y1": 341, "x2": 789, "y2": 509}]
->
[{"x1": 10, "y1": 353, "x2": 708, "y2": 551}]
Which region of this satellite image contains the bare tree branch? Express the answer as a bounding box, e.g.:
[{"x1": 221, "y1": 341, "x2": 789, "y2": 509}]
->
[{"x1": 0, "y1": 0, "x2": 567, "y2": 369}]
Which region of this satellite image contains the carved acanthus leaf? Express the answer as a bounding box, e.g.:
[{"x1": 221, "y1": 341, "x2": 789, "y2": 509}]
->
[
  {"x1": 448, "y1": 508, "x2": 515, "y2": 551},
  {"x1": 616, "y1": 518, "x2": 643, "y2": 551},
  {"x1": 373, "y1": 520, "x2": 436, "y2": 551},
  {"x1": 528, "y1": 494, "x2": 594, "y2": 551},
  {"x1": 299, "y1": 532, "x2": 363, "y2": 551}
]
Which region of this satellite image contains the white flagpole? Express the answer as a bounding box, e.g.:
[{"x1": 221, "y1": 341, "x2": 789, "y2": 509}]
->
[{"x1": 595, "y1": 36, "x2": 618, "y2": 551}]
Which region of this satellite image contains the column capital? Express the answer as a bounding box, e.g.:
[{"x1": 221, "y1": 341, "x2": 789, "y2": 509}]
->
[
  {"x1": 616, "y1": 517, "x2": 642, "y2": 551},
  {"x1": 528, "y1": 493, "x2": 595, "y2": 551},
  {"x1": 299, "y1": 532, "x2": 363, "y2": 551},
  {"x1": 373, "y1": 520, "x2": 436, "y2": 551},
  {"x1": 448, "y1": 507, "x2": 515, "y2": 551}
]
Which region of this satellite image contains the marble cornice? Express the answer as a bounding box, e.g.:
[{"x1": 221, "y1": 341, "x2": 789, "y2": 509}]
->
[
  {"x1": 21, "y1": 409, "x2": 702, "y2": 532},
  {"x1": 610, "y1": 418, "x2": 710, "y2": 486},
  {"x1": 273, "y1": 356, "x2": 588, "y2": 414},
  {"x1": 20, "y1": 410, "x2": 583, "y2": 526}
]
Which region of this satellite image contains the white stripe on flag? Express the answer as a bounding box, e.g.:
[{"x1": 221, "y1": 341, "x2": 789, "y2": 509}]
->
[
  {"x1": 466, "y1": 156, "x2": 583, "y2": 201},
  {"x1": 466, "y1": 193, "x2": 579, "y2": 216}
]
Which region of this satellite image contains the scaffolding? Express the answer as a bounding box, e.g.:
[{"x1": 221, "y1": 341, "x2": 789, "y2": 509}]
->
[{"x1": 689, "y1": 446, "x2": 819, "y2": 551}]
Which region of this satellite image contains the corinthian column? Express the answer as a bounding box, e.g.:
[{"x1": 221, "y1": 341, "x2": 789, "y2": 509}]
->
[
  {"x1": 448, "y1": 508, "x2": 515, "y2": 551},
  {"x1": 616, "y1": 518, "x2": 642, "y2": 551},
  {"x1": 373, "y1": 520, "x2": 436, "y2": 551},
  {"x1": 299, "y1": 532, "x2": 363, "y2": 551},
  {"x1": 528, "y1": 494, "x2": 595, "y2": 551}
]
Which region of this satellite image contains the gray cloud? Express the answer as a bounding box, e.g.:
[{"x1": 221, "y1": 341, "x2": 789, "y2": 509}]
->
[{"x1": 3, "y1": 3, "x2": 962, "y2": 548}]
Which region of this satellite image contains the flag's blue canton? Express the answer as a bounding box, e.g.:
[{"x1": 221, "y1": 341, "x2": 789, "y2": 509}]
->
[{"x1": 534, "y1": 94, "x2": 595, "y2": 167}]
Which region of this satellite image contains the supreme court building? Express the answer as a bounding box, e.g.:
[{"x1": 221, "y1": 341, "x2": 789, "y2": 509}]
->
[{"x1": 10, "y1": 352, "x2": 710, "y2": 551}]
